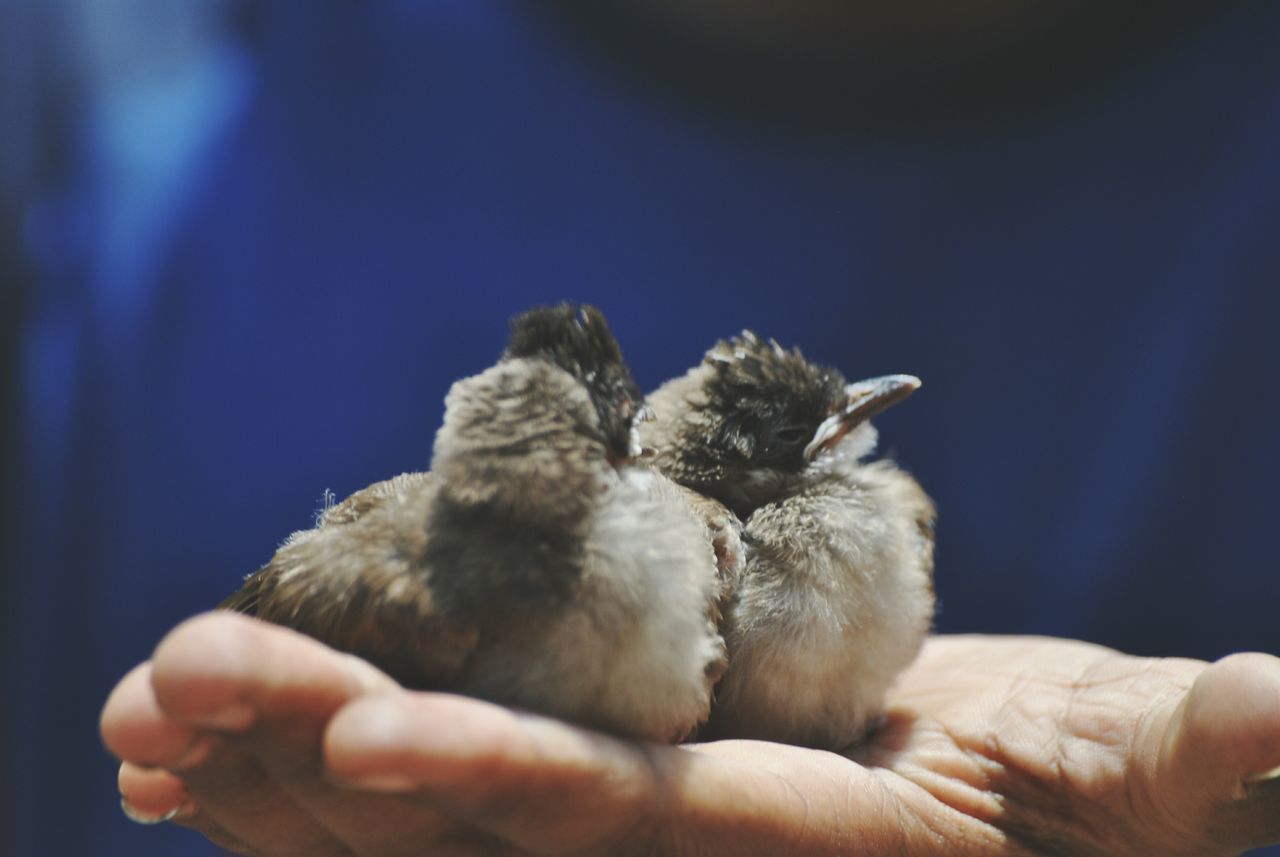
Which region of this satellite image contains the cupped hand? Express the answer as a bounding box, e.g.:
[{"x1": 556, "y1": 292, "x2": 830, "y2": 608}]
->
[{"x1": 100, "y1": 612, "x2": 1280, "y2": 856}]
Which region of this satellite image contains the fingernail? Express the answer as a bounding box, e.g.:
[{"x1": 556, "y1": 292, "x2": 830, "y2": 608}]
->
[
  {"x1": 194, "y1": 702, "x2": 255, "y2": 731},
  {"x1": 1244, "y1": 764, "x2": 1280, "y2": 785},
  {"x1": 1233, "y1": 764, "x2": 1280, "y2": 799},
  {"x1": 121, "y1": 797, "x2": 181, "y2": 825}
]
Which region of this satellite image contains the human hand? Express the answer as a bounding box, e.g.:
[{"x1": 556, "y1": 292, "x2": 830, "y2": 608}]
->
[{"x1": 101, "y1": 612, "x2": 1280, "y2": 856}]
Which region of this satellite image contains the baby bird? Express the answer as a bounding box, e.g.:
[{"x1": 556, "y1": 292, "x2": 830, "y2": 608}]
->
[
  {"x1": 640, "y1": 332, "x2": 935, "y2": 750},
  {"x1": 221, "y1": 305, "x2": 730, "y2": 743}
]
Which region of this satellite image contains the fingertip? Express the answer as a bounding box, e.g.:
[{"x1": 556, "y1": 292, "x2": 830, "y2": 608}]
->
[
  {"x1": 100, "y1": 662, "x2": 153, "y2": 753},
  {"x1": 324, "y1": 693, "x2": 524, "y2": 788},
  {"x1": 100, "y1": 662, "x2": 206, "y2": 767},
  {"x1": 117, "y1": 762, "x2": 252, "y2": 852},
  {"x1": 1183, "y1": 652, "x2": 1280, "y2": 780},
  {"x1": 151, "y1": 612, "x2": 264, "y2": 729},
  {"x1": 1175, "y1": 654, "x2": 1280, "y2": 850},
  {"x1": 1200, "y1": 652, "x2": 1280, "y2": 699},
  {"x1": 153, "y1": 611, "x2": 261, "y2": 664},
  {"x1": 118, "y1": 762, "x2": 192, "y2": 822},
  {"x1": 323, "y1": 695, "x2": 426, "y2": 790},
  {"x1": 150, "y1": 611, "x2": 396, "y2": 732},
  {"x1": 324, "y1": 694, "x2": 412, "y2": 762}
]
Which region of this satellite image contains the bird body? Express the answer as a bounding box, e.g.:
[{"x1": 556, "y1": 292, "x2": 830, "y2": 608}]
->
[
  {"x1": 222, "y1": 306, "x2": 730, "y2": 743},
  {"x1": 711, "y1": 456, "x2": 934, "y2": 749},
  {"x1": 452, "y1": 461, "x2": 730, "y2": 742},
  {"x1": 642, "y1": 335, "x2": 935, "y2": 749},
  {"x1": 221, "y1": 312, "x2": 932, "y2": 750}
]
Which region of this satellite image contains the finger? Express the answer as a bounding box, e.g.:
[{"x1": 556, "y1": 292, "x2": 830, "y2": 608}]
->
[
  {"x1": 1157, "y1": 652, "x2": 1280, "y2": 851},
  {"x1": 151, "y1": 612, "x2": 397, "y2": 731},
  {"x1": 326, "y1": 692, "x2": 1004, "y2": 857},
  {"x1": 118, "y1": 762, "x2": 192, "y2": 823},
  {"x1": 117, "y1": 763, "x2": 254, "y2": 854},
  {"x1": 100, "y1": 662, "x2": 209, "y2": 770},
  {"x1": 100, "y1": 656, "x2": 316, "y2": 854},
  {"x1": 150, "y1": 612, "x2": 378, "y2": 856},
  {"x1": 153, "y1": 612, "x2": 462, "y2": 856},
  {"x1": 326, "y1": 692, "x2": 666, "y2": 854}
]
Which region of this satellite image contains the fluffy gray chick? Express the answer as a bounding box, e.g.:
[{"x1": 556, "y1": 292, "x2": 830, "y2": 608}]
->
[{"x1": 640, "y1": 332, "x2": 935, "y2": 750}]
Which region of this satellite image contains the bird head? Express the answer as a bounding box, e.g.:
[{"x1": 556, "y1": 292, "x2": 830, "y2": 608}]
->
[
  {"x1": 642, "y1": 331, "x2": 920, "y2": 516},
  {"x1": 504, "y1": 304, "x2": 648, "y2": 463}
]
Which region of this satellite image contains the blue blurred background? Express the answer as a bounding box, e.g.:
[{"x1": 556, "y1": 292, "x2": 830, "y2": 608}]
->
[{"x1": 2, "y1": 2, "x2": 1278, "y2": 855}]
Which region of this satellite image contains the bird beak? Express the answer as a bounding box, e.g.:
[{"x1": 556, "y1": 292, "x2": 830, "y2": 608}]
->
[{"x1": 803, "y1": 374, "x2": 922, "y2": 461}]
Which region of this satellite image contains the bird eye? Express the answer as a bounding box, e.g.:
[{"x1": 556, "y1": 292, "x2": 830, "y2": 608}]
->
[{"x1": 773, "y1": 425, "x2": 810, "y2": 446}]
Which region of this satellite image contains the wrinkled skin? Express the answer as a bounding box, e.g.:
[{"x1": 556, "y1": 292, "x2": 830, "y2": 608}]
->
[{"x1": 101, "y1": 612, "x2": 1280, "y2": 857}]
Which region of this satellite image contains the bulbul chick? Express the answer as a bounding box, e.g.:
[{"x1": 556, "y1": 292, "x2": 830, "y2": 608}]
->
[
  {"x1": 640, "y1": 332, "x2": 935, "y2": 750},
  {"x1": 222, "y1": 305, "x2": 729, "y2": 743}
]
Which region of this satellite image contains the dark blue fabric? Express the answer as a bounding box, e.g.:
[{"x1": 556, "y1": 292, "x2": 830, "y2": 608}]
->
[{"x1": 6, "y1": 3, "x2": 1280, "y2": 855}]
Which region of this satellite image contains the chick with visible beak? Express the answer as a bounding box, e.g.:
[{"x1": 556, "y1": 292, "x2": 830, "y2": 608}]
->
[
  {"x1": 804, "y1": 374, "x2": 922, "y2": 461},
  {"x1": 642, "y1": 336, "x2": 935, "y2": 750}
]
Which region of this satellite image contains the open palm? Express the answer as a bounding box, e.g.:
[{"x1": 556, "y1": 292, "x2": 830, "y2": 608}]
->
[{"x1": 102, "y1": 614, "x2": 1280, "y2": 856}]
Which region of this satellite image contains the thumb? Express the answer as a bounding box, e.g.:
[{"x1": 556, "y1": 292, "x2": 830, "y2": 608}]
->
[{"x1": 1156, "y1": 652, "x2": 1280, "y2": 853}]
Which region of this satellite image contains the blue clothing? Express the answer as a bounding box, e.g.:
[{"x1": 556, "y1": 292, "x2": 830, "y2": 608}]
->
[{"x1": 5, "y1": 3, "x2": 1279, "y2": 855}]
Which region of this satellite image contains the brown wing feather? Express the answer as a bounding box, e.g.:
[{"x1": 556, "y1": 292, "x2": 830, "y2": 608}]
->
[
  {"x1": 218, "y1": 471, "x2": 479, "y2": 688},
  {"x1": 217, "y1": 568, "x2": 265, "y2": 615}
]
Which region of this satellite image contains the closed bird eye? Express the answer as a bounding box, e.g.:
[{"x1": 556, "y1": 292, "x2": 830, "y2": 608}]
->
[{"x1": 773, "y1": 424, "x2": 810, "y2": 446}]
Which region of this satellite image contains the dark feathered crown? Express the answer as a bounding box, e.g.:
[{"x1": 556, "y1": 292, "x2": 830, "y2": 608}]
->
[
  {"x1": 505, "y1": 304, "x2": 643, "y2": 458},
  {"x1": 703, "y1": 331, "x2": 844, "y2": 420},
  {"x1": 506, "y1": 304, "x2": 620, "y2": 372},
  {"x1": 675, "y1": 331, "x2": 846, "y2": 475}
]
